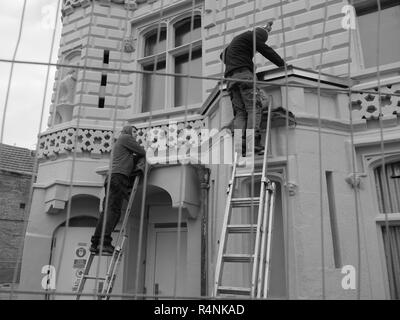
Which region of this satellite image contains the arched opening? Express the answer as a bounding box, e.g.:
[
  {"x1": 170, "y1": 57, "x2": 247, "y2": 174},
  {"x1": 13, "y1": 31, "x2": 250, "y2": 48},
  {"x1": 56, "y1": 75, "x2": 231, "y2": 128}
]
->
[
  {"x1": 49, "y1": 195, "x2": 109, "y2": 300},
  {"x1": 141, "y1": 27, "x2": 167, "y2": 112},
  {"x1": 173, "y1": 14, "x2": 202, "y2": 107},
  {"x1": 372, "y1": 158, "x2": 400, "y2": 299},
  {"x1": 123, "y1": 185, "x2": 198, "y2": 298}
]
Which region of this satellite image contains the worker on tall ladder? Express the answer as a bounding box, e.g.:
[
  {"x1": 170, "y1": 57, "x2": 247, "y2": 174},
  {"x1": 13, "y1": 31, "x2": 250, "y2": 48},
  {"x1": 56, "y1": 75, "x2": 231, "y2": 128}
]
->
[
  {"x1": 90, "y1": 125, "x2": 146, "y2": 254},
  {"x1": 220, "y1": 20, "x2": 287, "y2": 158}
]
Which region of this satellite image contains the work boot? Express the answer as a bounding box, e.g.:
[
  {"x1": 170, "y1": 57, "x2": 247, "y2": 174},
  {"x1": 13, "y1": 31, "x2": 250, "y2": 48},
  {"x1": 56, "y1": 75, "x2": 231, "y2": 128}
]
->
[
  {"x1": 263, "y1": 106, "x2": 296, "y2": 127},
  {"x1": 98, "y1": 243, "x2": 115, "y2": 255},
  {"x1": 255, "y1": 136, "x2": 264, "y2": 156},
  {"x1": 254, "y1": 145, "x2": 264, "y2": 155},
  {"x1": 89, "y1": 243, "x2": 99, "y2": 254},
  {"x1": 237, "y1": 156, "x2": 247, "y2": 167},
  {"x1": 240, "y1": 138, "x2": 247, "y2": 157}
]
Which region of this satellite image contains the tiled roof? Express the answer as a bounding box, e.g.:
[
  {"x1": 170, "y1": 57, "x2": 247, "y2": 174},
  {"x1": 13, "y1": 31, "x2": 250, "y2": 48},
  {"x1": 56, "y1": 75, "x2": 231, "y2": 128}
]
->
[{"x1": 0, "y1": 143, "x2": 36, "y2": 174}]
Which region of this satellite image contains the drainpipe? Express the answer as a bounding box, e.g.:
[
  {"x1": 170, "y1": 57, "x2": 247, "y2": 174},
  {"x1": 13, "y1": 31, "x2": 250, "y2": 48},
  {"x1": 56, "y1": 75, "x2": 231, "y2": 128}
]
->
[{"x1": 198, "y1": 166, "x2": 210, "y2": 297}]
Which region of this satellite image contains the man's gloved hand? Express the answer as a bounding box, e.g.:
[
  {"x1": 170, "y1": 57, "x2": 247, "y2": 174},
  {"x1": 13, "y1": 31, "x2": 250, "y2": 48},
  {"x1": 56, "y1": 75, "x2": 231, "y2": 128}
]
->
[
  {"x1": 132, "y1": 156, "x2": 151, "y2": 176},
  {"x1": 258, "y1": 88, "x2": 271, "y2": 112},
  {"x1": 284, "y1": 63, "x2": 293, "y2": 69}
]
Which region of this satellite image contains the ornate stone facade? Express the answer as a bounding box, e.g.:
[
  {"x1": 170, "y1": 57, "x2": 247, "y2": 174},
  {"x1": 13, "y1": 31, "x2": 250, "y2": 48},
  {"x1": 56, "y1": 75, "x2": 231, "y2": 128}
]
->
[
  {"x1": 62, "y1": 0, "x2": 166, "y2": 15},
  {"x1": 38, "y1": 128, "x2": 113, "y2": 159},
  {"x1": 62, "y1": 0, "x2": 137, "y2": 16},
  {"x1": 38, "y1": 119, "x2": 205, "y2": 160},
  {"x1": 58, "y1": 68, "x2": 78, "y2": 104}
]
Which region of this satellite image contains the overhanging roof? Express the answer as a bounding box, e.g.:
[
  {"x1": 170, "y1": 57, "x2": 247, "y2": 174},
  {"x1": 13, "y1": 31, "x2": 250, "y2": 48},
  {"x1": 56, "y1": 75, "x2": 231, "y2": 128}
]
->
[
  {"x1": 257, "y1": 65, "x2": 358, "y2": 89},
  {"x1": 200, "y1": 66, "x2": 359, "y2": 115}
]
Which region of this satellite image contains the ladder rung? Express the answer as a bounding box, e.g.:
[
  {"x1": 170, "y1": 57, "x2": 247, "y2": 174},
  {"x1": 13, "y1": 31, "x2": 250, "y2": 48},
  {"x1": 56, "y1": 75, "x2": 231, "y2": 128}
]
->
[
  {"x1": 231, "y1": 197, "x2": 260, "y2": 207},
  {"x1": 235, "y1": 172, "x2": 262, "y2": 179},
  {"x1": 217, "y1": 286, "x2": 251, "y2": 296},
  {"x1": 227, "y1": 224, "x2": 257, "y2": 233},
  {"x1": 91, "y1": 252, "x2": 114, "y2": 257},
  {"x1": 82, "y1": 276, "x2": 106, "y2": 280},
  {"x1": 223, "y1": 254, "x2": 254, "y2": 263}
]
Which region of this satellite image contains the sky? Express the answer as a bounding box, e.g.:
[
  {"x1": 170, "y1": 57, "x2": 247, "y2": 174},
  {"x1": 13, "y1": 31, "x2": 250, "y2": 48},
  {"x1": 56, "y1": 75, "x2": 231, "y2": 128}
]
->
[{"x1": 0, "y1": 0, "x2": 62, "y2": 149}]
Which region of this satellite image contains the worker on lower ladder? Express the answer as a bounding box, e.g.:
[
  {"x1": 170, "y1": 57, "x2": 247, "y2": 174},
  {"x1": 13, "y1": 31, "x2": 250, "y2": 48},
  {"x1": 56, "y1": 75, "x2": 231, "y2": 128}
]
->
[{"x1": 90, "y1": 125, "x2": 146, "y2": 254}]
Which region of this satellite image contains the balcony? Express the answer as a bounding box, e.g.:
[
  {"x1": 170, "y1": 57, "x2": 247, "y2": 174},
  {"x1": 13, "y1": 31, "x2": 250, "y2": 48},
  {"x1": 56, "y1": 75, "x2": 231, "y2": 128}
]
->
[{"x1": 37, "y1": 66, "x2": 400, "y2": 163}]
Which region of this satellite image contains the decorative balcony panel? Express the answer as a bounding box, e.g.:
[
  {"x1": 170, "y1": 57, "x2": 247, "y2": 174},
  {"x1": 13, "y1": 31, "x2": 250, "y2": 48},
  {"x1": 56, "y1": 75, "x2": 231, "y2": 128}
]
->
[
  {"x1": 38, "y1": 128, "x2": 114, "y2": 159},
  {"x1": 351, "y1": 83, "x2": 400, "y2": 120},
  {"x1": 38, "y1": 119, "x2": 205, "y2": 161},
  {"x1": 136, "y1": 119, "x2": 205, "y2": 151}
]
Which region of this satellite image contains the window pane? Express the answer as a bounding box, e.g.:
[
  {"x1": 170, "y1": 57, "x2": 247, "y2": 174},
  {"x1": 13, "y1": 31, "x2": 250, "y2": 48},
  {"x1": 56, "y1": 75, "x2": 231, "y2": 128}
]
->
[
  {"x1": 381, "y1": 225, "x2": 400, "y2": 300},
  {"x1": 358, "y1": 5, "x2": 400, "y2": 68},
  {"x1": 142, "y1": 61, "x2": 166, "y2": 112},
  {"x1": 174, "y1": 49, "x2": 202, "y2": 107},
  {"x1": 175, "y1": 16, "x2": 201, "y2": 47},
  {"x1": 354, "y1": 0, "x2": 399, "y2": 16},
  {"x1": 374, "y1": 161, "x2": 400, "y2": 213},
  {"x1": 144, "y1": 28, "x2": 167, "y2": 56}
]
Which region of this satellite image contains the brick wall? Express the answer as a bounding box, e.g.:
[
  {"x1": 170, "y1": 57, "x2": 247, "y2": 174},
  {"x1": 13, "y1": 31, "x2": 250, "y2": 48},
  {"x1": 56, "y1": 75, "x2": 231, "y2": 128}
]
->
[{"x1": 0, "y1": 170, "x2": 33, "y2": 283}]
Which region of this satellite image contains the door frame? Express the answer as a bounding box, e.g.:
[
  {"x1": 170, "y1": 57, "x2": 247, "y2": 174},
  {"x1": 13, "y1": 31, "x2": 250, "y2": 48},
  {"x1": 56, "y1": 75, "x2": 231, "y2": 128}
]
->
[{"x1": 144, "y1": 205, "x2": 188, "y2": 298}]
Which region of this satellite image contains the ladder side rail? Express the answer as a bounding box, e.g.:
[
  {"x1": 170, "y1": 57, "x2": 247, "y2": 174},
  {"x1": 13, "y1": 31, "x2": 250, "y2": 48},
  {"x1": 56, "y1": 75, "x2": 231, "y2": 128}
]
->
[
  {"x1": 250, "y1": 95, "x2": 274, "y2": 297},
  {"x1": 213, "y1": 152, "x2": 239, "y2": 297},
  {"x1": 103, "y1": 235, "x2": 127, "y2": 299},
  {"x1": 76, "y1": 253, "x2": 95, "y2": 299},
  {"x1": 263, "y1": 182, "x2": 276, "y2": 298},
  {"x1": 101, "y1": 247, "x2": 121, "y2": 299},
  {"x1": 250, "y1": 181, "x2": 266, "y2": 297},
  {"x1": 256, "y1": 182, "x2": 272, "y2": 298},
  {"x1": 114, "y1": 175, "x2": 140, "y2": 248},
  {"x1": 101, "y1": 175, "x2": 141, "y2": 298},
  {"x1": 261, "y1": 95, "x2": 274, "y2": 180}
]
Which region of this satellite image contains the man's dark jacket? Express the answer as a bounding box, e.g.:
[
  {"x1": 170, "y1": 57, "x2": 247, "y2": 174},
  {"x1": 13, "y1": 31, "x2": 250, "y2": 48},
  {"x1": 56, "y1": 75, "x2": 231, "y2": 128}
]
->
[
  {"x1": 221, "y1": 28, "x2": 285, "y2": 77},
  {"x1": 111, "y1": 133, "x2": 146, "y2": 177}
]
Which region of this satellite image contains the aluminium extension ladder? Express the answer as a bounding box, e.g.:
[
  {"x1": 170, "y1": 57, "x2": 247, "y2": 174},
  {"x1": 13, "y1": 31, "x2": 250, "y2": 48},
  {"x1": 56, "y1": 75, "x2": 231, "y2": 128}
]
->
[
  {"x1": 214, "y1": 96, "x2": 277, "y2": 298},
  {"x1": 76, "y1": 174, "x2": 141, "y2": 300}
]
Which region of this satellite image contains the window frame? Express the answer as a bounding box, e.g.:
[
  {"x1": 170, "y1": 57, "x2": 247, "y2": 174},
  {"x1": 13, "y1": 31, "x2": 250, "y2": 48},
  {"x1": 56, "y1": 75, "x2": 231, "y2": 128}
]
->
[
  {"x1": 367, "y1": 152, "x2": 400, "y2": 299},
  {"x1": 135, "y1": 9, "x2": 204, "y2": 114},
  {"x1": 353, "y1": 0, "x2": 399, "y2": 16}
]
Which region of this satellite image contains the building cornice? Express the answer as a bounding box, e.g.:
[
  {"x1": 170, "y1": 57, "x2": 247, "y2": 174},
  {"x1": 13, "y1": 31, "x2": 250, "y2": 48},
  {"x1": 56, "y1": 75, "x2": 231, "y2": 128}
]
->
[{"x1": 62, "y1": 0, "x2": 137, "y2": 17}]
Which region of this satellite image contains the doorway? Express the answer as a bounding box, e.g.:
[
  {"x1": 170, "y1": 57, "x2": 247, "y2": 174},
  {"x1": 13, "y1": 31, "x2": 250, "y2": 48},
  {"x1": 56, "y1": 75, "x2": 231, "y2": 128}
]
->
[{"x1": 144, "y1": 206, "x2": 188, "y2": 298}]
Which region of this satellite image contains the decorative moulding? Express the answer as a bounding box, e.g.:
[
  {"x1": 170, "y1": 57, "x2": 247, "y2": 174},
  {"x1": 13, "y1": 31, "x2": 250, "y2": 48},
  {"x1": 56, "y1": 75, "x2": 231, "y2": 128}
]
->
[
  {"x1": 123, "y1": 37, "x2": 136, "y2": 53},
  {"x1": 351, "y1": 82, "x2": 400, "y2": 121},
  {"x1": 345, "y1": 173, "x2": 367, "y2": 189},
  {"x1": 284, "y1": 181, "x2": 297, "y2": 196},
  {"x1": 38, "y1": 119, "x2": 205, "y2": 161},
  {"x1": 62, "y1": 0, "x2": 138, "y2": 16}
]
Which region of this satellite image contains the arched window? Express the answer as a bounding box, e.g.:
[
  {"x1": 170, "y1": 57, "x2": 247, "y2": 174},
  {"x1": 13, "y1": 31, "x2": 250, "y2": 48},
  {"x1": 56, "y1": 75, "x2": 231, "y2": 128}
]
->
[
  {"x1": 373, "y1": 159, "x2": 400, "y2": 299},
  {"x1": 374, "y1": 160, "x2": 400, "y2": 213},
  {"x1": 144, "y1": 28, "x2": 167, "y2": 56},
  {"x1": 142, "y1": 27, "x2": 167, "y2": 112},
  {"x1": 174, "y1": 15, "x2": 201, "y2": 47},
  {"x1": 138, "y1": 14, "x2": 203, "y2": 112},
  {"x1": 173, "y1": 15, "x2": 202, "y2": 107}
]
